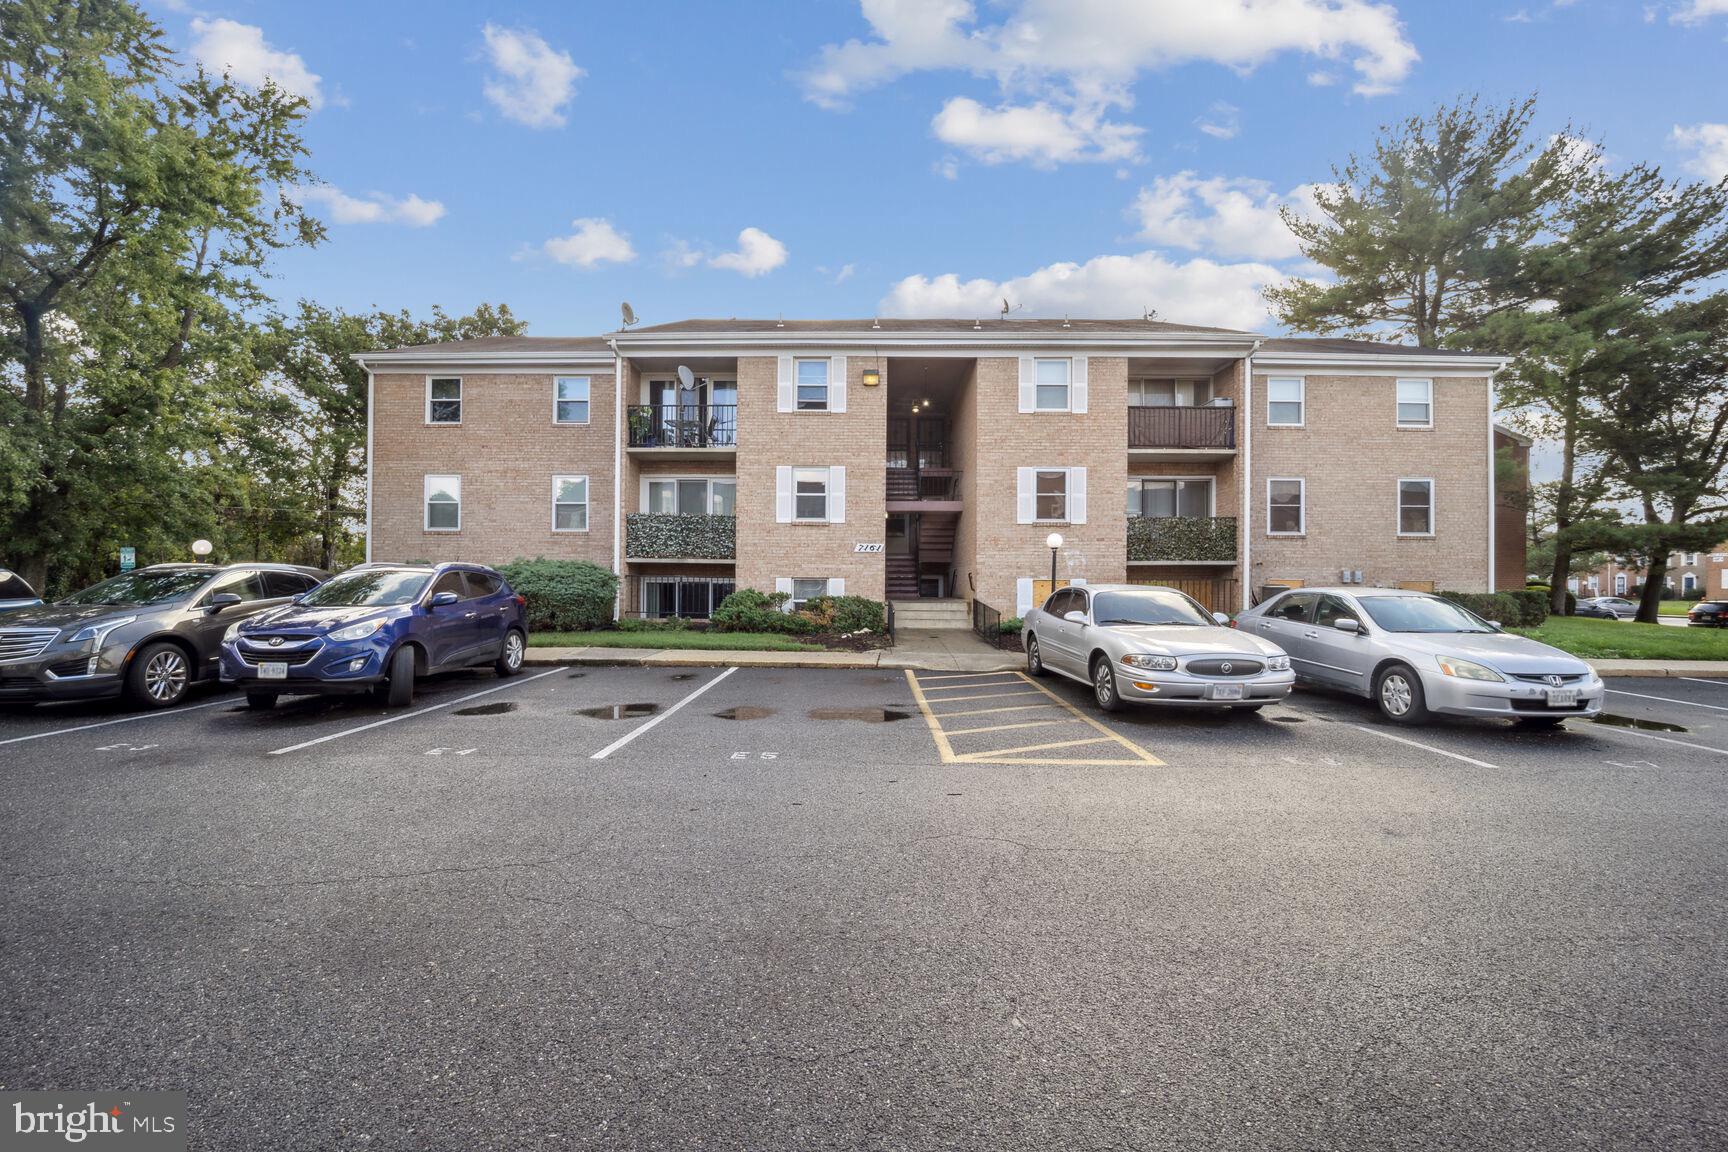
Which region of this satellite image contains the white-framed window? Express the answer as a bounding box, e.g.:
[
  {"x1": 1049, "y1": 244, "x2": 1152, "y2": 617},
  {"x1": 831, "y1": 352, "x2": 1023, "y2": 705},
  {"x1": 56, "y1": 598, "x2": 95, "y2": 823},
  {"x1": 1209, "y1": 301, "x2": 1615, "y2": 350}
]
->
[
  {"x1": 554, "y1": 377, "x2": 590, "y2": 424},
  {"x1": 795, "y1": 359, "x2": 830, "y2": 411},
  {"x1": 424, "y1": 475, "x2": 461, "y2": 531},
  {"x1": 1397, "y1": 478, "x2": 1434, "y2": 536},
  {"x1": 1015, "y1": 466, "x2": 1087, "y2": 524},
  {"x1": 791, "y1": 578, "x2": 828, "y2": 609},
  {"x1": 1266, "y1": 378, "x2": 1304, "y2": 426},
  {"x1": 1687, "y1": 552, "x2": 1701, "y2": 566},
  {"x1": 1267, "y1": 478, "x2": 1305, "y2": 535},
  {"x1": 552, "y1": 475, "x2": 589, "y2": 532},
  {"x1": 1130, "y1": 378, "x2": 1213, "y2": 407},
  {"x1": 1128, "y1": 478, "x2": 1213, "y2": 518},
  {"x1": 426, "y1": 377, "x2": 462, "y2": 424},
  {"x1": 793, "y1": 468, "x2": 828, "y2": 521},
  {"x1": 1034, "y1": 358, "x2": 1071, "y2": 411},
  {"x1": 646, "y1": 477, "x2": 735, "y2": 516},
  {"x1": 1615, "y1": 573, "x2": 1628, "y2": 595},
  {"x1": 775, "y1": 466, "x2": 845, "y2": 523},
  {"x1": 1035, "y1": 470, "x2": 1067, "y2": 521},
  {"x1": 1396, "y1": 379, "x2": 1433, "y2": 428}
]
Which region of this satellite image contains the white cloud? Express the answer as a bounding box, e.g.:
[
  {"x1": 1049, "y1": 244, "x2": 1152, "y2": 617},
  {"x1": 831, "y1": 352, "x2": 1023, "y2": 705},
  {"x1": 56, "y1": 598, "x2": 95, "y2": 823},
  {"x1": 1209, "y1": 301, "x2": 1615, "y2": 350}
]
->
[
  {"x1": 540, "y1": 218, "x2": 636, "y2": 267},
  {"x1": 1549, "y1": 132, "x2": 1606, "y2": 175},
  {"x1": 1130, "y1": 172, "x2": 1319, "y2": 262},
  {"x1": 880, "y1": 249, "x2": 1293, "y2": 330},
  {"x1": 481, "y1": 24, "x2": 583, "y2": 128},
  {"x1": 1672, "y1": 123, "x2": 1728, "y2": 181},
  {"x1": 1670, "y1": 0, "x2": 1728, "y2": 22},
  {"x1": 708, "y1": 228, "x2": 789, "y2": 277},
  {"x1": 189, "y1": 18, "x2": 323, "y2": 108},
  {"x1": 1195, "y1": 101, "x2": 1241, "y2": 140},
  {"x1": 293, "y1": 186, "x2": 445, "y2": 227},
  {"x1": 931, "y1": 97, "x2": 1141, "y2": 166},
  {"x1": 817, "y1": 263, "x2": 858, "y2": 284}
]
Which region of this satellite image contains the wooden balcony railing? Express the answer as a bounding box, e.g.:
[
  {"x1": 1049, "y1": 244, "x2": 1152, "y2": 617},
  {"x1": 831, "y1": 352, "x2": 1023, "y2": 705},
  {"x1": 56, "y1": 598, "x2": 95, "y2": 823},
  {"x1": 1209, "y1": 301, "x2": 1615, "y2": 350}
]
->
[
  {"x1": 1128, "y1": 405, "x2": 1236, "y2": 449},
  {"x1": 626, "y1": 404, "x2": 737, "y2": 449},
  {"x1": 1127, "y1": 515, "x2": 1238, "y2": 562}
]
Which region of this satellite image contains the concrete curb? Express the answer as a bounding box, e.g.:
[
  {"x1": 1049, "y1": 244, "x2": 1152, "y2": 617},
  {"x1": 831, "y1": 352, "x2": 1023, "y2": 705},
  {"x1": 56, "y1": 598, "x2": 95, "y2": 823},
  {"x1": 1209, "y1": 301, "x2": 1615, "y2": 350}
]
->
[
  {"x1": 1591, "y1": 661, "x2": 1728, "y2": 678},
  {"x1": 524, "y1": 646, "x2": 1025, "y2": 673}
]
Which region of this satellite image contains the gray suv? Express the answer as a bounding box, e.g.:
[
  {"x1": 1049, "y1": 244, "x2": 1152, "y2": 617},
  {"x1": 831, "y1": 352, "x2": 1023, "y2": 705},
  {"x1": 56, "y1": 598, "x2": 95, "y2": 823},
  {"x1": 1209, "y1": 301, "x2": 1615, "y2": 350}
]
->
[{"x1": 0, "y1": 563, "x2": 328, "y2": 708}]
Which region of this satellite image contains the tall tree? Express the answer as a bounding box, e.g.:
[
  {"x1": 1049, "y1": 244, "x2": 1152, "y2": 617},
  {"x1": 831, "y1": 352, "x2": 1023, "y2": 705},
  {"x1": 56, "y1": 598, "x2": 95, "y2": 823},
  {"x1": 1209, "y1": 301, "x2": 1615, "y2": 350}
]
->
[
  {"x1": 0, "y1": 0, "x2": 319, "y2": 591},
  {"x1": 1267, "y1": 95, "x2": 1582, "y2": 347}
]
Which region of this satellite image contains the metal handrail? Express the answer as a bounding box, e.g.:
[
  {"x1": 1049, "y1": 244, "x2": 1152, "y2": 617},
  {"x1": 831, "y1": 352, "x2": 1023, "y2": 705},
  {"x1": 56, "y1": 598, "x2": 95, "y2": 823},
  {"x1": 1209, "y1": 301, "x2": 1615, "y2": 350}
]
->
[{"x1": 626, "y1": 404, "x2": 737, "y2": 448}]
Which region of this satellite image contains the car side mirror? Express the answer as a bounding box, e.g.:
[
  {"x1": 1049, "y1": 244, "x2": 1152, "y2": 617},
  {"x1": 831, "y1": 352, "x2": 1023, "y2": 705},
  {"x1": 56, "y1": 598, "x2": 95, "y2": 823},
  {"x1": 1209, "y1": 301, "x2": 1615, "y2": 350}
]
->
[
  {"x1": 1332, "y1": 617, "x2": 1361, "y2": 633},
  {"x1": 205, "y1": 592, "x2": 243, "y2": 613},
  {"x1": 1212, "y1": 611, "x2": 1230, "y2": 625},
  {"x1": 429, "y1": 591, "x2": 460, "y2": 608},
  {"x1": 1063, "y1": 610, "x2": 1087, "y2": 624},
  {"x1": 1486, "y1": 620, "x2": 1504, "y2": 631}
]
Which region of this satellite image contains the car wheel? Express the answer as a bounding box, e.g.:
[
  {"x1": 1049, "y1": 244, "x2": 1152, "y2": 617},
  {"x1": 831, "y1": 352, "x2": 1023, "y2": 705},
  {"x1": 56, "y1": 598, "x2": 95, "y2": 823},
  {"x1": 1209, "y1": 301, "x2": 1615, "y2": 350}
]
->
[
  {"x1": 1091, "y1": 656, "x2": 1123, "y2": 713},
  {"x1": 495, "y1": 629, "x2": 526, "y2": 677},
  {"x1": 1374, "y1": 663, "x2": 1428, "y2": 725},
  {"x1": 385, "y1": 646, "x2": 416, "y2": 708},
  {"x1": 245, "y1": 691, "x2": 278, "y2": 711},
  {"x1": 1025, "y1": 635, "x2": 1045, "y2": 677},
  {"x1": 126, "y1": 642, "x2": 191, "y2": 708}
]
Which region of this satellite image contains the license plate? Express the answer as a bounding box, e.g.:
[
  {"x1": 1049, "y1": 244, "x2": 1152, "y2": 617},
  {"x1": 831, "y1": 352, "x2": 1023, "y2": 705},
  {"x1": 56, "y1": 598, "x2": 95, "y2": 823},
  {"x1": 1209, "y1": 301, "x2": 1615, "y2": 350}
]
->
[
  {"x1": 1209, "y1": 683, "x2": 1245, "y2": 701},
  {"x1": 1545, "y1": 688, "x2": 1578, "y2": 707},
  {"x1": 258, "y1": 662, "x2": 288, "y2": 680}
]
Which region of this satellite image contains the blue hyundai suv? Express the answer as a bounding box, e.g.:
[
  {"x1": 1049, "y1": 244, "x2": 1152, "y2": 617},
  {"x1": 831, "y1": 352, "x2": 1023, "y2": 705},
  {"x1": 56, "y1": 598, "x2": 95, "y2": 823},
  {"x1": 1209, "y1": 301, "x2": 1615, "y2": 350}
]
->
[{"x1": 220, "y1": 562, "x2": 528, "y2": 709}]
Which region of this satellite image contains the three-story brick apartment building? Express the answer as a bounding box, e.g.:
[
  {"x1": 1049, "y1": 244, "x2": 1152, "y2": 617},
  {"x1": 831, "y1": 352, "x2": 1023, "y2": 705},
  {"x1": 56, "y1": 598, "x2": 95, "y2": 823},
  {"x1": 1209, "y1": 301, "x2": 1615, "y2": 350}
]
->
[{"x1": 356, "y1": 317, "x2": 1513, "y2": 621}]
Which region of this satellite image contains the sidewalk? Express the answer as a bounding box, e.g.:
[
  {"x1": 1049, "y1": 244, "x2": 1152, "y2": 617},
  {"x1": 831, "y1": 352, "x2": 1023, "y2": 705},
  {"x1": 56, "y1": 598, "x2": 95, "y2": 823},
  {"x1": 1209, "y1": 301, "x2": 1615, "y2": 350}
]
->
[{"x1": 525, "y1": 628, "x2": 1023, "y2": 673}]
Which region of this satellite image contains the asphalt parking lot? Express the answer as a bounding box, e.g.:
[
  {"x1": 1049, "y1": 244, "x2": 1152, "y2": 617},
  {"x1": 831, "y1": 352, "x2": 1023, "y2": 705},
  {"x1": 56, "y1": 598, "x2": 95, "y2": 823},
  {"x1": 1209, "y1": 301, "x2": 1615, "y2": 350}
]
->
[{"x1": 2, "y1": 667, "x2": 1726, "y2": 1150}]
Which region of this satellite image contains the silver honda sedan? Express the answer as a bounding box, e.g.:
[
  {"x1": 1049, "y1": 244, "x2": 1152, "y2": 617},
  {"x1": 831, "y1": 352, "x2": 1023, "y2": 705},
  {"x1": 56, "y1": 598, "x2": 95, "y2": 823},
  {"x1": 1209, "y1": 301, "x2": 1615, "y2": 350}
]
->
[
  {"x1": 1023, "y1": 584, "x2": 1294, "y2": 713},
  {"x1": 1236, "y1": 587, "x2": 1604, "y2": 726}
]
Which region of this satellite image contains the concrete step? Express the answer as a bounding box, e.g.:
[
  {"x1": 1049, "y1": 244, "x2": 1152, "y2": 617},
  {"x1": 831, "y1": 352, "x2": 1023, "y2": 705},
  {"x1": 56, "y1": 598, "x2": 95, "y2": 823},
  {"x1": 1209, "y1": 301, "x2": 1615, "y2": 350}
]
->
[{"x1": 890, "y1": 598, "x2": 973, "y2": 630}]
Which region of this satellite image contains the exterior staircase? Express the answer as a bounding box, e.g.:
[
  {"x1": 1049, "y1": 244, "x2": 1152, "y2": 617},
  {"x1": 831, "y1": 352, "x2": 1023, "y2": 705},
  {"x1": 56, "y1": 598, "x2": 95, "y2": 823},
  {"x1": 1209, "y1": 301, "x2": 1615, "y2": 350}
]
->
[
  {"x1": 918, "y1": 515, "x2": 956, "y2": 564},
  {"x1": 890, "y1": 597, "x2": 973, "y2": 631},
  {"x1": 886, "y1": 554, "x2": 919, "y2": 599}
]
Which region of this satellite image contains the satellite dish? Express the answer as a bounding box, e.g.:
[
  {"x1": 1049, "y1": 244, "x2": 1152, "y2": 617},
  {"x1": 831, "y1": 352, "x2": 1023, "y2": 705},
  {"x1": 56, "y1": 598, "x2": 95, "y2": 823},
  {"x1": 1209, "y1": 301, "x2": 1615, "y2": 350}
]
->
[
  {"x1": 620, "y1": 302, "x2": 638, "y2": 327},
  {"x1": 676, "y1": 365, "x2": 695, "y2": 388}
]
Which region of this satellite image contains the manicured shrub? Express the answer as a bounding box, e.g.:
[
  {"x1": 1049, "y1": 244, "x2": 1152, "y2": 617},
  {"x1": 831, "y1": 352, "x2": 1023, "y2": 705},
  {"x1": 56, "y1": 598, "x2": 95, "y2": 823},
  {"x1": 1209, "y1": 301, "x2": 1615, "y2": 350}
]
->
[
  {"x1": 998, "y1": 616, "x2": 1023, "y2": 635},
  {"x1": 805, "y1": 595, "x2": 886, "y2": 634},
  {"x1": 615, "y1": 615, "x2": 692, "y2": 632},
  {"x1": 496, "y1": 557, "x2": 617, "y2": 632},
  {"x1": 711, "y1": 588, "x2": 814, "y2": 634}
]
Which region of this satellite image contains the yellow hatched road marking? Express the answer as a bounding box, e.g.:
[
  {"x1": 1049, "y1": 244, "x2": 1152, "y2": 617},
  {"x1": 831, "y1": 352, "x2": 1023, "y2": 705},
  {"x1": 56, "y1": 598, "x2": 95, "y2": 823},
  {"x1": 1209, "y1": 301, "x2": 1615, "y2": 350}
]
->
[
  {"x1": 913, "y1": 671, "x2": 1023, "y2": 682},
  {"x1": 903, "y1": 669, "x2": 959, "y2": 763},
  {"x1": 905, "y1": 670, "x2": 1165, "y2": 767},
  {"x1": 924, "y1": 689, "x2": 1045, "y2": 705},
  {"x1": 944, "y1": 718, "x2": 1081, "y2": 737},
  {"x1": 954, "y1": 736, "x2": 1113, "y2": 760},
  {"x1": 933, "y1": 703, "x2": 1064, "y2": 719}
]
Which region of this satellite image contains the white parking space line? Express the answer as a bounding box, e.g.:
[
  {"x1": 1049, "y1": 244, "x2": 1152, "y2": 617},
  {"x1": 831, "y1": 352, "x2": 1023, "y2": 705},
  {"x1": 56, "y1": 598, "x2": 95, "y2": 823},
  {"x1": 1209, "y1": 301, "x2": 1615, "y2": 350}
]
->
[
  {"x1": 0, "y1": 697, "x2": 230, "y2": 748},
  {"x1": 590, "y1": 666, "x2": 737, "y2": 761},
  {"x1": 267, "y1": 670, "x2": 561, "y2": 756},
  {"x1": 1677, "y1": 677, "x2": 1728, "y2": 688},
  {"x1": 1607, "y1": 688, "x2": 1728, "y2": 713},
  {"x1": 1348, "y1": 724, "x2": 1503, "y2": 770},
  {"x1": 1589, "y1": 726, "x2": 1728, "y2": 758}
]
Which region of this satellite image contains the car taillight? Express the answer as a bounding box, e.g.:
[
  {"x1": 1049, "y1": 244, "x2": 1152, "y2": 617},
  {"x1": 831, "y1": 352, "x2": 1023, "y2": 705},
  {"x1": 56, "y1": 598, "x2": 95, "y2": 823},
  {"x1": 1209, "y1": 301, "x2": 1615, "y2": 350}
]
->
[
  {"x1": 1228, "y1": 618, "x2": 1239, "y2": 629},
  {"x1": 514, "y1": 595, "x2": 526, "y2": 607}
]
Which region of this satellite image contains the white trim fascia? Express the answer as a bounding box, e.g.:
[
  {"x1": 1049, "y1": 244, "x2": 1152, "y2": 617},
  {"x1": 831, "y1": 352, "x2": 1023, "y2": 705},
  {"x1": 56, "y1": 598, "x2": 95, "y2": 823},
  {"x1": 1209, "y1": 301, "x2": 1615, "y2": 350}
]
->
[
  {"x1": 1240, "y1": 343, "x2": 1257, "y2": 611},
  {"x1": 611, "y1": 343, "x2": 623, "y2": 622},
  {"x1": 609, "y1": 330, "x2": 1260, "y2": 352},
  {"x1": 1253, "y1": 352, "x2": 1509, "y2": 372},
  {"x1": 354, "y1": 351, "x2": 614, "y2": 368},
  {"x1": 1395, "y1": 476, "x2": 1436, "y2": 538},
  {"x1": 364, "y1": 368, "x2": 375, "y2": 563}
]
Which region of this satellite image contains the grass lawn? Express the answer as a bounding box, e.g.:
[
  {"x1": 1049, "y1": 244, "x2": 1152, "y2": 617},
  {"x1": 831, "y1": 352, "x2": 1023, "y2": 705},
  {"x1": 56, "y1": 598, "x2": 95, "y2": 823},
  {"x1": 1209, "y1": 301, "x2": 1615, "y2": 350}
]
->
[
  {"x1": 1510, "y1": 616, "x2": 1728, "y2": 660},
  {"x1": 528, "y1": 630, "x2": 823, "y2": 652},
  {"x1": 1660, "y1": 600, "x2": 1705, "y2": 616}
]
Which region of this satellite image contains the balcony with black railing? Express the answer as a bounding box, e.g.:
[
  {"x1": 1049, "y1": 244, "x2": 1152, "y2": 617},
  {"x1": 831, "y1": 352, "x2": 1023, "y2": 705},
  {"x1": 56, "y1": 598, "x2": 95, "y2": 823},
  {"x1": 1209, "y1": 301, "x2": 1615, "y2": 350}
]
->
[
  {"x1": 626, "y1": 404, "x2": 737, "y2": 450},
  {"x1": 1127, "y1": 405, "x2": 1236, "y2": 451},
  {"x1": 1126, "y1": 515, "x2": 1238, "y2": 564}
]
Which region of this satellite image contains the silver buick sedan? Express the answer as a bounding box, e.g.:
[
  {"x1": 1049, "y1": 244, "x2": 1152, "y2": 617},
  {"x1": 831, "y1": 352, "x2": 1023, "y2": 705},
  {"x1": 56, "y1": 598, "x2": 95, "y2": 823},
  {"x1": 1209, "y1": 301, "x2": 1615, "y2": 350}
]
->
[
  {"x1": 1236, "y1": 587, "x2": 1604, "y2": 727},
  {"x1": 1023, "y1": 584, "x2": 1295, "y2": 713}
]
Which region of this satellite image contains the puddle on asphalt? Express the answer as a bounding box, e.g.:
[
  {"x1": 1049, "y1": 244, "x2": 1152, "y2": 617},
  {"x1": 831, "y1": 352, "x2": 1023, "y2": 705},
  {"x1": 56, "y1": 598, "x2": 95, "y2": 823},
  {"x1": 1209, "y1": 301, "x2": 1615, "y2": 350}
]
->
[
  {"x1": 577, "y1": 703, "x2": 660, "y2": 720},
  {"x1": 566, "y1": 671, "x2": 587, "y2": 679},
  {"x1": 714, "y1": 706, "x2": 775, "y2": 721},
  {"x1": 454, "y1": 702, "x2": 516, "y2": 717},
  {"x1": 808, "y1": 708, "x2": 912, "y2": 723},
  {"x1": 1591, "y1": 713, "x2": 1688, "y2": 733}
]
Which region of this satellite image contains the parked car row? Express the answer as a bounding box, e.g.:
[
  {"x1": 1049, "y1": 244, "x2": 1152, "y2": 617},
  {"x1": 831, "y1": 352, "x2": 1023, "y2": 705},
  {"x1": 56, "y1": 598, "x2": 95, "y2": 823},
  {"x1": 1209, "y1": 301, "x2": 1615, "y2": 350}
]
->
[
  {"x1": 1022, "y1": 584, "x2": 1605, "y2": 727},
  {"x1": 0, "y1": 561, "x2": 526, "y2": 709}
]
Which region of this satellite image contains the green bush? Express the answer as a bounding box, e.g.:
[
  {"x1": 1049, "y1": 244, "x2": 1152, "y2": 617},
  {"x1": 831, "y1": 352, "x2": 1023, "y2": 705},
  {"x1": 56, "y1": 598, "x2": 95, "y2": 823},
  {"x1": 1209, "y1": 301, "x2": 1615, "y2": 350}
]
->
[
  {"x1": 805, "y1": 595, "x2": 886, "y2": 634},
  {"x1": 711, "y1": 588, "x2": 814, "y2": 634},
  {"x1": 998, "y1": 617, "x2": 1024, "y2": 635},
  {"x1": 496, "y1": 557, "x2": 617, "y2": 632},
  {"x1": 615, "y1": 615, "x2": 692, "y2": 632},
  {"x1": 1439, "y1": 589, "x2": 1552, "y2": 628}
]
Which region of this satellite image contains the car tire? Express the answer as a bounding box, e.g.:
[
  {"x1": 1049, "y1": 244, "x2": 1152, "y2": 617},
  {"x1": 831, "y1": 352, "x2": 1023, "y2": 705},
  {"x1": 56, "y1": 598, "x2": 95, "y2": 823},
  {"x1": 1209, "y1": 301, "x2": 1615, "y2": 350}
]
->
[
  {"x1": 1025, "y1": 635, "x2": 1046, "y2": 677},
  {"x1": 1091, "y1": 655, "x2": 1123, "y2": 713},
  {"x1": 495, "y1": 629, "x2": 526, "y2": 677},
  {"x1": 126, "y1": 641, "x2": 191, "y2": 708},
  {"x1": 1374, "y1": 663, "x2": 1428, "y2": 725},
  {"x1": 384, "y1": 646, "x2": 416, "y2": 708},
  {"x1": 244, "y1": 691, "x2": 278, "y2": 711}
]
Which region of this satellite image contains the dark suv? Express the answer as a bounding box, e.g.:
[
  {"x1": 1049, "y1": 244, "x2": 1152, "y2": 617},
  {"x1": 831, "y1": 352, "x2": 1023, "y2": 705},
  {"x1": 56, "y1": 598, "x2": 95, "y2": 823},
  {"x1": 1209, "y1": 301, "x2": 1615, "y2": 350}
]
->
[{"x1": 0, "y1": 563, "x2": 328, "y2": 707}]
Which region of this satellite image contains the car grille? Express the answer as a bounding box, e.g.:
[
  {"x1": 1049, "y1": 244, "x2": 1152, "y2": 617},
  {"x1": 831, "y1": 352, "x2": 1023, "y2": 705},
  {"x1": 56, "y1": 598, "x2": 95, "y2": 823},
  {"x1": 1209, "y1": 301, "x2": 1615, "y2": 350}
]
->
[
  {"x1": 237, "y1": 648, "x2": 318, "y2": 668},
  {"x1": 1185, "y1": 657, "x2": 1265, "y2": 677},
  {"x1": 1511, "y1": 673, "x2": 1588, "y2": 685},
  {"x1": 0, "y1": 628, "x2": 57, "y2": 663}
]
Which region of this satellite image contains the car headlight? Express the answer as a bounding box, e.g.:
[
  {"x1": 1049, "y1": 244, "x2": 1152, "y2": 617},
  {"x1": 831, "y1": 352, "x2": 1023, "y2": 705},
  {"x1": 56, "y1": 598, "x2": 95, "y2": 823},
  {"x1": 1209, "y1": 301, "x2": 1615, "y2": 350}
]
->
[
  {"x1": 1121, "y1": 653, "x2": 1178, "y2": 671},
  {"x1": 1436, "y1": 655, "x2": 1504, "y2": 682},
  {"x1": 223, "y1": 621, "x2": 245, "y2": 643},
  {"x1": 328, "y1": 617, "x2": 387, "y2": 643},
  {"x1": 1265, "y1": 654, "x2": 1291, "y2": 671},
  {"x1": 65, "y1": 616, "x2": 136, "y2": 646}
]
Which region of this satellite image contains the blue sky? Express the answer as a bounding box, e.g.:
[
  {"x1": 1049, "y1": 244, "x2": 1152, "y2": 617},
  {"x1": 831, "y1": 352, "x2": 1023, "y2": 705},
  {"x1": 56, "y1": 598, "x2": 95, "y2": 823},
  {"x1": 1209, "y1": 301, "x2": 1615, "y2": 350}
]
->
[{"x1": 149, "y1": 0, "x2": 1728, "y2": 337}]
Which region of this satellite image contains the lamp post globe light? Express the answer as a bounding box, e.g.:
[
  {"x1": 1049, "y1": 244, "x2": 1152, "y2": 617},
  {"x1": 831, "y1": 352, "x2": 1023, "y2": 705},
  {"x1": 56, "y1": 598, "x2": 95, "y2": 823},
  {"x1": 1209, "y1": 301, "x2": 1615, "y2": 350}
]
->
[
  {"x1": 191, "y1": 539, "x2": 213, "y2": 560},
  {"x1": 1046, "y1": 532, "x2": 1063, "y2": 592}
]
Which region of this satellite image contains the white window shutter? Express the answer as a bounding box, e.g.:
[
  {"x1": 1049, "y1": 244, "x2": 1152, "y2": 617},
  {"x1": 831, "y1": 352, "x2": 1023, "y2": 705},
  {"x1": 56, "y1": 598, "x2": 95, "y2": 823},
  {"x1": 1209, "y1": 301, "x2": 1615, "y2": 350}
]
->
[
  {"x1": 828, "y1": 577, "x2": 845, "y2": 597},
  {"x1": 828, "y1": 465, "x2": 846, "y2": 523},
  {"x1": 1016, "y1": 577, "x2": 1034, "y2": 616},
  {"x1": 1070, "y1": 467, "x2": 1087, "y2": 524},
  {"x1": 1018, "y1": 356, "x2": 1035, "y2": 413},
  {"x1": 1072, "y1": 356, "x2": 1088, "y2": 413},
  {"x1": 830, "y1": 355, "x2": 847, "y2": 412},
  {"x1": 777, "y1": 355, "x2": 794, "y2": 412},
  {"x1": 639, "y1": 475, "x2": 650, "y2": 512},
  {"x1": 775, "y1": 577, "x2": 793, "y2": 609},
  {"x1": 1016, "y1": 467, "x2": 1034, "y2": 523},
  {"x1": 775, "y1": 466, "x2": 792, "y2": 523}
]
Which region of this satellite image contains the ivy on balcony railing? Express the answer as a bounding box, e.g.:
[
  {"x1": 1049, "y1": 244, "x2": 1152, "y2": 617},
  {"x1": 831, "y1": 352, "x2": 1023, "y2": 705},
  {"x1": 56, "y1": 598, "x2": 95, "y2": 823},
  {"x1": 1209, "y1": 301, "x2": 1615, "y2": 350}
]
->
[
  {"x1": 626, "y1": 514, "x2": 736, "y2": 559},
  {"x1": 1126, "y1": 515, "x2": 1238, "y2": 562}
]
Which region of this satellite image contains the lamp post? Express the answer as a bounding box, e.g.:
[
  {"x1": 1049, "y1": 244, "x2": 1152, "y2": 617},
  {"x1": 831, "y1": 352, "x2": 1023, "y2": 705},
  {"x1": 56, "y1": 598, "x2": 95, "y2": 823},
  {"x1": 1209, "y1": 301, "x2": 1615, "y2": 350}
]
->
[
  {"x1": 191, "y1": 539, "x2": 212, "y2": 563},
  {"x1": 1046, "y1": 531, "x2": 1063, "y2": 593}
]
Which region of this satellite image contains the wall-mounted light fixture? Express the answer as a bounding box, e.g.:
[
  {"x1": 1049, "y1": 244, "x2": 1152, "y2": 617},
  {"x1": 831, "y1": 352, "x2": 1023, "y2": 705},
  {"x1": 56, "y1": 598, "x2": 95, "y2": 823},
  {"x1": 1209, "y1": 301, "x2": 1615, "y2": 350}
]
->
[{"x1": 861, "y1": 367, "x2": 882, "y2": 388}]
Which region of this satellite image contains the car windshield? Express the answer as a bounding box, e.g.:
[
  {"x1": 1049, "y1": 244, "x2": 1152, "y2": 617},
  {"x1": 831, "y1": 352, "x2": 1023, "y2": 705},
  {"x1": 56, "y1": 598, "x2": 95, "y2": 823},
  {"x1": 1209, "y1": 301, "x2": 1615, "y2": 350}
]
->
[
  {"x1": 1357, "y1": 596, "x2": 1494, "y2": 634},
  {"x1": 299, "y1": 569, "x2": 430, "y2": 607},
  {"x1": 58, "y1": 569, "x2": 210, "y2": 606},
  {"x1": 1091, "y1": 590, "x2": 1214, "y2": 627}
]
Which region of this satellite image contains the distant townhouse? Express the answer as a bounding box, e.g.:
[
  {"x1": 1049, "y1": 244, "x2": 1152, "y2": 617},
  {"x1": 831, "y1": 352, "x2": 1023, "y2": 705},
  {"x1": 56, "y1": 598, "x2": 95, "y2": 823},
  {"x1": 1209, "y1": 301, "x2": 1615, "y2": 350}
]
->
[{"x1": 354, "y1": 317, "x2": 1514, "y2": 621}]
